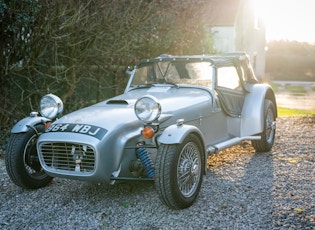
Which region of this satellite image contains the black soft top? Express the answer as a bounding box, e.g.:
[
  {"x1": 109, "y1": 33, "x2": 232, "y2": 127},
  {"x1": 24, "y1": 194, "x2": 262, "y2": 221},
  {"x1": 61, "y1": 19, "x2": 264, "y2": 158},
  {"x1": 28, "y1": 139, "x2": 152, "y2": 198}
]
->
[{"x1": 135, "y1": 52, "x2": 250, "y2": 68}]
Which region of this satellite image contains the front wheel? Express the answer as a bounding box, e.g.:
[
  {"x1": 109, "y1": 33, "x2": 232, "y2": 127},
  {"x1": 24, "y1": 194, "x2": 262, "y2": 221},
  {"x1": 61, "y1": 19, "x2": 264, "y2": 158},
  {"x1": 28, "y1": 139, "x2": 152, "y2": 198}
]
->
[
  {"x1": 252, "y1": 99, "x2": 276, "y2": 152},
  {"x1": 5, "y1": 124, "x2": 53, "y2": 189},
  {"x1": 155, "y1": 134, "x2": 204, "y2": 209}
]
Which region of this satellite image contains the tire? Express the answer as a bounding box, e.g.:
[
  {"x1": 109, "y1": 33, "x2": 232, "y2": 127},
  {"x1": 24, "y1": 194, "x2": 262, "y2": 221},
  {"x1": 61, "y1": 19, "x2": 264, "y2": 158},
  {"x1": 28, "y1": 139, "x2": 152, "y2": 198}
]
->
[
  {"x1": 5, "y1": 124, "x2": 53, "y2": 189},
  {"x1": 155, "y1": 133, "x2": 204, "y2": 209},
  {"x1": 252, "y1": 99, "x2": 276, "y2": 152}
]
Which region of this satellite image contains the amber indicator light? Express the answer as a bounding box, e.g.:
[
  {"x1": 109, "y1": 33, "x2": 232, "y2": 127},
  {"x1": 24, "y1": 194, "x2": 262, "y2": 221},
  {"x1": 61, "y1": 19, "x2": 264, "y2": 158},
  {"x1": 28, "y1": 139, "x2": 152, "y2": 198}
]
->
[{"x1": 141, "y1": 126, "x2": 155, "y2": 139}]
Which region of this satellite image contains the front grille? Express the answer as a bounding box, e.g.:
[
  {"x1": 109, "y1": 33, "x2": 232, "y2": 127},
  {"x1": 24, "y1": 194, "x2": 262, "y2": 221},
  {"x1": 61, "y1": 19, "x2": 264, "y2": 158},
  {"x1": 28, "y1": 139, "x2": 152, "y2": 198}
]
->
[{"x1": 39, "y1": 142, "x2": 95, "y2": 173}]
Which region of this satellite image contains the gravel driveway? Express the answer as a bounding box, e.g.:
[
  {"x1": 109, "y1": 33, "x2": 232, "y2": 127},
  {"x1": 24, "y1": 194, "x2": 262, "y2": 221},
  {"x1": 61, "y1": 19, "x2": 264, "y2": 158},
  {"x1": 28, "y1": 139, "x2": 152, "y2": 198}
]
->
[{"x1": 0, "y1": 116, "x2": 314, "y2": 229}]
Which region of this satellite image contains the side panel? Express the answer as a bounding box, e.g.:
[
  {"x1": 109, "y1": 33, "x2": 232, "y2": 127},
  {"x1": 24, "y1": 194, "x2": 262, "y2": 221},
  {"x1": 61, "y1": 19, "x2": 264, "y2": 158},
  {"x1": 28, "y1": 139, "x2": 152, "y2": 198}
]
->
[
  {"x1": 226, "y1": 116, "x2": 241, "y2": 137},
  {"x1": 241, "y1": 84, "x2": 270, "y2": 136},
  {"x1": 198, "y1": 111, "x2": 230, "y2": 145}
]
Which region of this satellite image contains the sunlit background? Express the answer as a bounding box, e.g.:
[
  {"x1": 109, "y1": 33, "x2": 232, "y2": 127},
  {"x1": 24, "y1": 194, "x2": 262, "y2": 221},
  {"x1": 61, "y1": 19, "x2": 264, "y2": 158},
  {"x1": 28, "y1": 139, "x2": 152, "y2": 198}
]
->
[
  {"x1": 0, "y1": 0, "x2": 314, "y2": 126},
  {"x1": 254, "y1": 0, "x2": 315, "y2": 43}
]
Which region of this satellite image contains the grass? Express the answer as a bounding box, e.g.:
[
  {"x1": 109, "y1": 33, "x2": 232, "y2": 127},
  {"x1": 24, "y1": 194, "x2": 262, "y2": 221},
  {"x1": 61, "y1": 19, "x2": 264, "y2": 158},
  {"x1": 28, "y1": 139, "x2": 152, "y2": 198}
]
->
[
  {"x1": 269, "y1": 81, "x2": 314, "y2": 116},
  {"x1": 284, "y1": 85, "x2": 307, "y2": 95},
  {"x1": 278, "y1": 107, "x2": 315, "y2": 117}
]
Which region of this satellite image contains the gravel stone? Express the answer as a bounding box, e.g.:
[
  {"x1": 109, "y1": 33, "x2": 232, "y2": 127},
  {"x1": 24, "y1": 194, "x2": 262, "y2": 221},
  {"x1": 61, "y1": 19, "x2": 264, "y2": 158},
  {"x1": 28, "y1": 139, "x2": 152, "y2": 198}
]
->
[{"x1": 0, "y1": 116, "x2": 314, "y2": 229}]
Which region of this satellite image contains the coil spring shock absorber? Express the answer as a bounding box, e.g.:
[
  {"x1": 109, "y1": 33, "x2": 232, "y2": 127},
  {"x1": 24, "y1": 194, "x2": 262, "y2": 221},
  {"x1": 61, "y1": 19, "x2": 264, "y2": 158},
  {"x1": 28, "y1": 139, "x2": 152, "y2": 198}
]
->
[{"x1": 136, "y1": 145, "x2": 154, "y2": 178}]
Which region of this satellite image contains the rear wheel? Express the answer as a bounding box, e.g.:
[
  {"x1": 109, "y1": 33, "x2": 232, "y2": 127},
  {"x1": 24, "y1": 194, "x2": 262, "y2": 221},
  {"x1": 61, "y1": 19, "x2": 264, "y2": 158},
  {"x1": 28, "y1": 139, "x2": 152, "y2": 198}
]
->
[
  {"x1": 155, "y1": 134, "x2": 204, "y2": 209},
  {"x1": 252, "y1": 99, "x2": 276, "y2": 152},
  {"x1": 5, "y1": 124, "x2": 53, "y2": 189}
]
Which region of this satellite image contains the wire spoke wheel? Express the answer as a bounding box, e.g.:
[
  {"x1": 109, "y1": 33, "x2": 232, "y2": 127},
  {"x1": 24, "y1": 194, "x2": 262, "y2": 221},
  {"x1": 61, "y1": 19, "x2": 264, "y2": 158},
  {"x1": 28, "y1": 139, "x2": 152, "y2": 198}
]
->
[
  {"x1": 265, "y1": 107, "x2": 276, "y2": 144},
  {"x1": 177, "y1": 142, "x2": 201, "y2": 198},
  {"x1": 252, "y1": 99, "x2": 276, "y2": 152},
  {"x1": 155, "y1": 134, "x2": 204, "y2": 209}
]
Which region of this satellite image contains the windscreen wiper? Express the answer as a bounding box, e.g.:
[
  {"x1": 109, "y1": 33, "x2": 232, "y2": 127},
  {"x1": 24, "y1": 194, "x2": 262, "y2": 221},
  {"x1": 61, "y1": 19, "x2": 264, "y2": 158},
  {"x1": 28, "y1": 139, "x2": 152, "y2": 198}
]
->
[
  {"x1": 131, "y1": 83, "x2": 155, "y2": 89},
  {"x1": 160, "y1": 81, "x2": 179, "y2": 88}
]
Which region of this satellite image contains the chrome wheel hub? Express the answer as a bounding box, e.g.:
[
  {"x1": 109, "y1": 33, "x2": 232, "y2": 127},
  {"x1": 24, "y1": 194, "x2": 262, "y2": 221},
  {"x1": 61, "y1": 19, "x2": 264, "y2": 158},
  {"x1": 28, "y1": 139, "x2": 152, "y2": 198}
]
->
[
  {"x1": 266, "y1": 108, "x2": 276, "y2": 143},
  {"x1": 177, "y1": 142, "x2": 201, "y2": 197}
]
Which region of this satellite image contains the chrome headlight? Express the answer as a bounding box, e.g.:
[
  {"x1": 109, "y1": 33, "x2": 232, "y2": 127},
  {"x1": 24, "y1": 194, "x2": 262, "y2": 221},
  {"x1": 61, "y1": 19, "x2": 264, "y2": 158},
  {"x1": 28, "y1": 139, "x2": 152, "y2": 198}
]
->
[
  {"x1": 135, "y1": 95, "x2": 161, "y2": 123},
  {"x1": 39, "y1": 94, "x2": 63, "y2": 119}
]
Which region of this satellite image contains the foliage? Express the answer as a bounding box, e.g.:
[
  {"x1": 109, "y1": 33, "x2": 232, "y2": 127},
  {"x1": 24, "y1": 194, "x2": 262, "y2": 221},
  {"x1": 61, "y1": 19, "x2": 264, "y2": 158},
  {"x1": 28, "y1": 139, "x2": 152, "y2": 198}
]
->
[
  {"x1": 0, "y1": 0, "x2": 215, "y2": 128},
  {"x1": 267, "y1": 40, "x2": 315, "y2": 56},
  {"x1": 266, "y1": 40, "x2": 315, "y2": 81}
]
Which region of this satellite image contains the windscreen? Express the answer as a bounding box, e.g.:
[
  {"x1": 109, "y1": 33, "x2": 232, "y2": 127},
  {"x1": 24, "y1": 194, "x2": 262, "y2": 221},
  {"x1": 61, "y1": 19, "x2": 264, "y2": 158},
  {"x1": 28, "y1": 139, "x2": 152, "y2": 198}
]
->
[{"x1": 131, "y1": 61, "x2": 213, "y2": 88}]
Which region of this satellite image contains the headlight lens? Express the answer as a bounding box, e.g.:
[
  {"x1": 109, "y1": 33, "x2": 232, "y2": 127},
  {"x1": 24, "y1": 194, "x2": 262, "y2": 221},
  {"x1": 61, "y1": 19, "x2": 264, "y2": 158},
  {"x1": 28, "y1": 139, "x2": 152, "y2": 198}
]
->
[
  {"x1": 39, "y1": 94, "x2": 63, "y2": 119},
  {"x1": 135, "y1": 96, "x2": 161, "y2": 123}
]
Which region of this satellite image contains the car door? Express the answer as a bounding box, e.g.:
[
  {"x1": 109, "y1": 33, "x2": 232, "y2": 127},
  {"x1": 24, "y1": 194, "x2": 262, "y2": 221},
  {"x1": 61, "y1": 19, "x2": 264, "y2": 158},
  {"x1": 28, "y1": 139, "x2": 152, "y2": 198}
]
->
[{"x1": 215, "y1": 65, "x2": 246, "y2": 117}]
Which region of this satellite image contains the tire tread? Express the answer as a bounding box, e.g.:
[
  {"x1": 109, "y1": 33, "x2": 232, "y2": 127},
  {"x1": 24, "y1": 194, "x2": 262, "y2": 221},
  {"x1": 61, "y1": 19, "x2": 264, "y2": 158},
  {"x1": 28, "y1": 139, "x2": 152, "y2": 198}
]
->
[
  {"x1": 5, "y1": 125, "x2": 52, "y2": 189},
  {"x1": 155, "y1": 133, "x2": 204, "y2": 209},
  {"x1": 252, "y1": 99, "x2": 276, "y2": 152}
]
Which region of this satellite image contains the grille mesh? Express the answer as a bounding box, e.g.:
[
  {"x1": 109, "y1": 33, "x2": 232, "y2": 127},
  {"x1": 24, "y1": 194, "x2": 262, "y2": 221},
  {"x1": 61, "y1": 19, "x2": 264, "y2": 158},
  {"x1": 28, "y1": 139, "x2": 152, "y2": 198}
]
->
[{"x1": 39, "y1": 142, "x2": 95, "y2": 173}]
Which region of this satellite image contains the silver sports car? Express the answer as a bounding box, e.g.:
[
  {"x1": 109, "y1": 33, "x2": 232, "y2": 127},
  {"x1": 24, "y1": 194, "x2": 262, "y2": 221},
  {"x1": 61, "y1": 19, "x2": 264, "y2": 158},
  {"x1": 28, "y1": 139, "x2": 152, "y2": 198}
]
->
[{"x1": 5, "y1": 53, "x2": 277, "y2": 209}]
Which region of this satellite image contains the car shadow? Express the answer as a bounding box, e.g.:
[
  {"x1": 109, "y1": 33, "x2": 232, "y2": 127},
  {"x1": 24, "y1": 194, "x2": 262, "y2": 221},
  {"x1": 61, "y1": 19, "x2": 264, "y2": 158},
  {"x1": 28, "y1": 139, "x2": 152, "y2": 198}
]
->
[{"x1": 198, "y1": 141, "x2": 275, "y2": 228}]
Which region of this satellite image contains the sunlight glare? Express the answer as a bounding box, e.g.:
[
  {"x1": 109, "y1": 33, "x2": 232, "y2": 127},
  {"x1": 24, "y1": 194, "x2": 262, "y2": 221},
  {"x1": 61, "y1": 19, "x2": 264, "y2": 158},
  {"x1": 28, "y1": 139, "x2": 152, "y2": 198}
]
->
[{"x1": 253, "y1": 0, "x2": 315, "y2": 43}]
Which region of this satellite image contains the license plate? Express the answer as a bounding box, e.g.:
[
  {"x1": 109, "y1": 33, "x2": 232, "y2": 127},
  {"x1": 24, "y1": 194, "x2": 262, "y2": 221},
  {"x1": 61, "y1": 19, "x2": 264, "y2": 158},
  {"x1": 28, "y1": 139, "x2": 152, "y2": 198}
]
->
[{"x1": 45, "y1": 123, "x2": 107, "y2": 140}]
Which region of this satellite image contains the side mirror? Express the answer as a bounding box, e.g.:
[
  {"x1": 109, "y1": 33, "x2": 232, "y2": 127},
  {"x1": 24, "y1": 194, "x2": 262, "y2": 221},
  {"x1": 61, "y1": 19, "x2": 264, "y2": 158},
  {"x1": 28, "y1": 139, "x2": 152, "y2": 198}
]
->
[
  {"x1": 125, "y1": 66, "x2": 134, "y2": 77},
  {"x1": 124, "y1": 66, "x2": 136, "y2": 93}
]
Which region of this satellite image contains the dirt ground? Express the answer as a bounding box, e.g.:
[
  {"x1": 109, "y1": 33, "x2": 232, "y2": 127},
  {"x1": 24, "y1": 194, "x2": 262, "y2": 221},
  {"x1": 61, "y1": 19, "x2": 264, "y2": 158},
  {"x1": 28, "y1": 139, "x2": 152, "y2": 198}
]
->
[{"x1": 273, "y1": 81, "x2": 315, "y2": 110}]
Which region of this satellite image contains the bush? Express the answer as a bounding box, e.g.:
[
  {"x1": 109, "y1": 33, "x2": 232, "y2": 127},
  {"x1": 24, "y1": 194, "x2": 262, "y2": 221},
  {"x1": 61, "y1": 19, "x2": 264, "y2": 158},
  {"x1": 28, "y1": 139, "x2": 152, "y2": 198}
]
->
[
  {"x1": 0, "y1": 0, "x2": 215, "y2": 129},
  {"x1": 266, "y1": 41, "x2": 315, "y2": 81}
]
